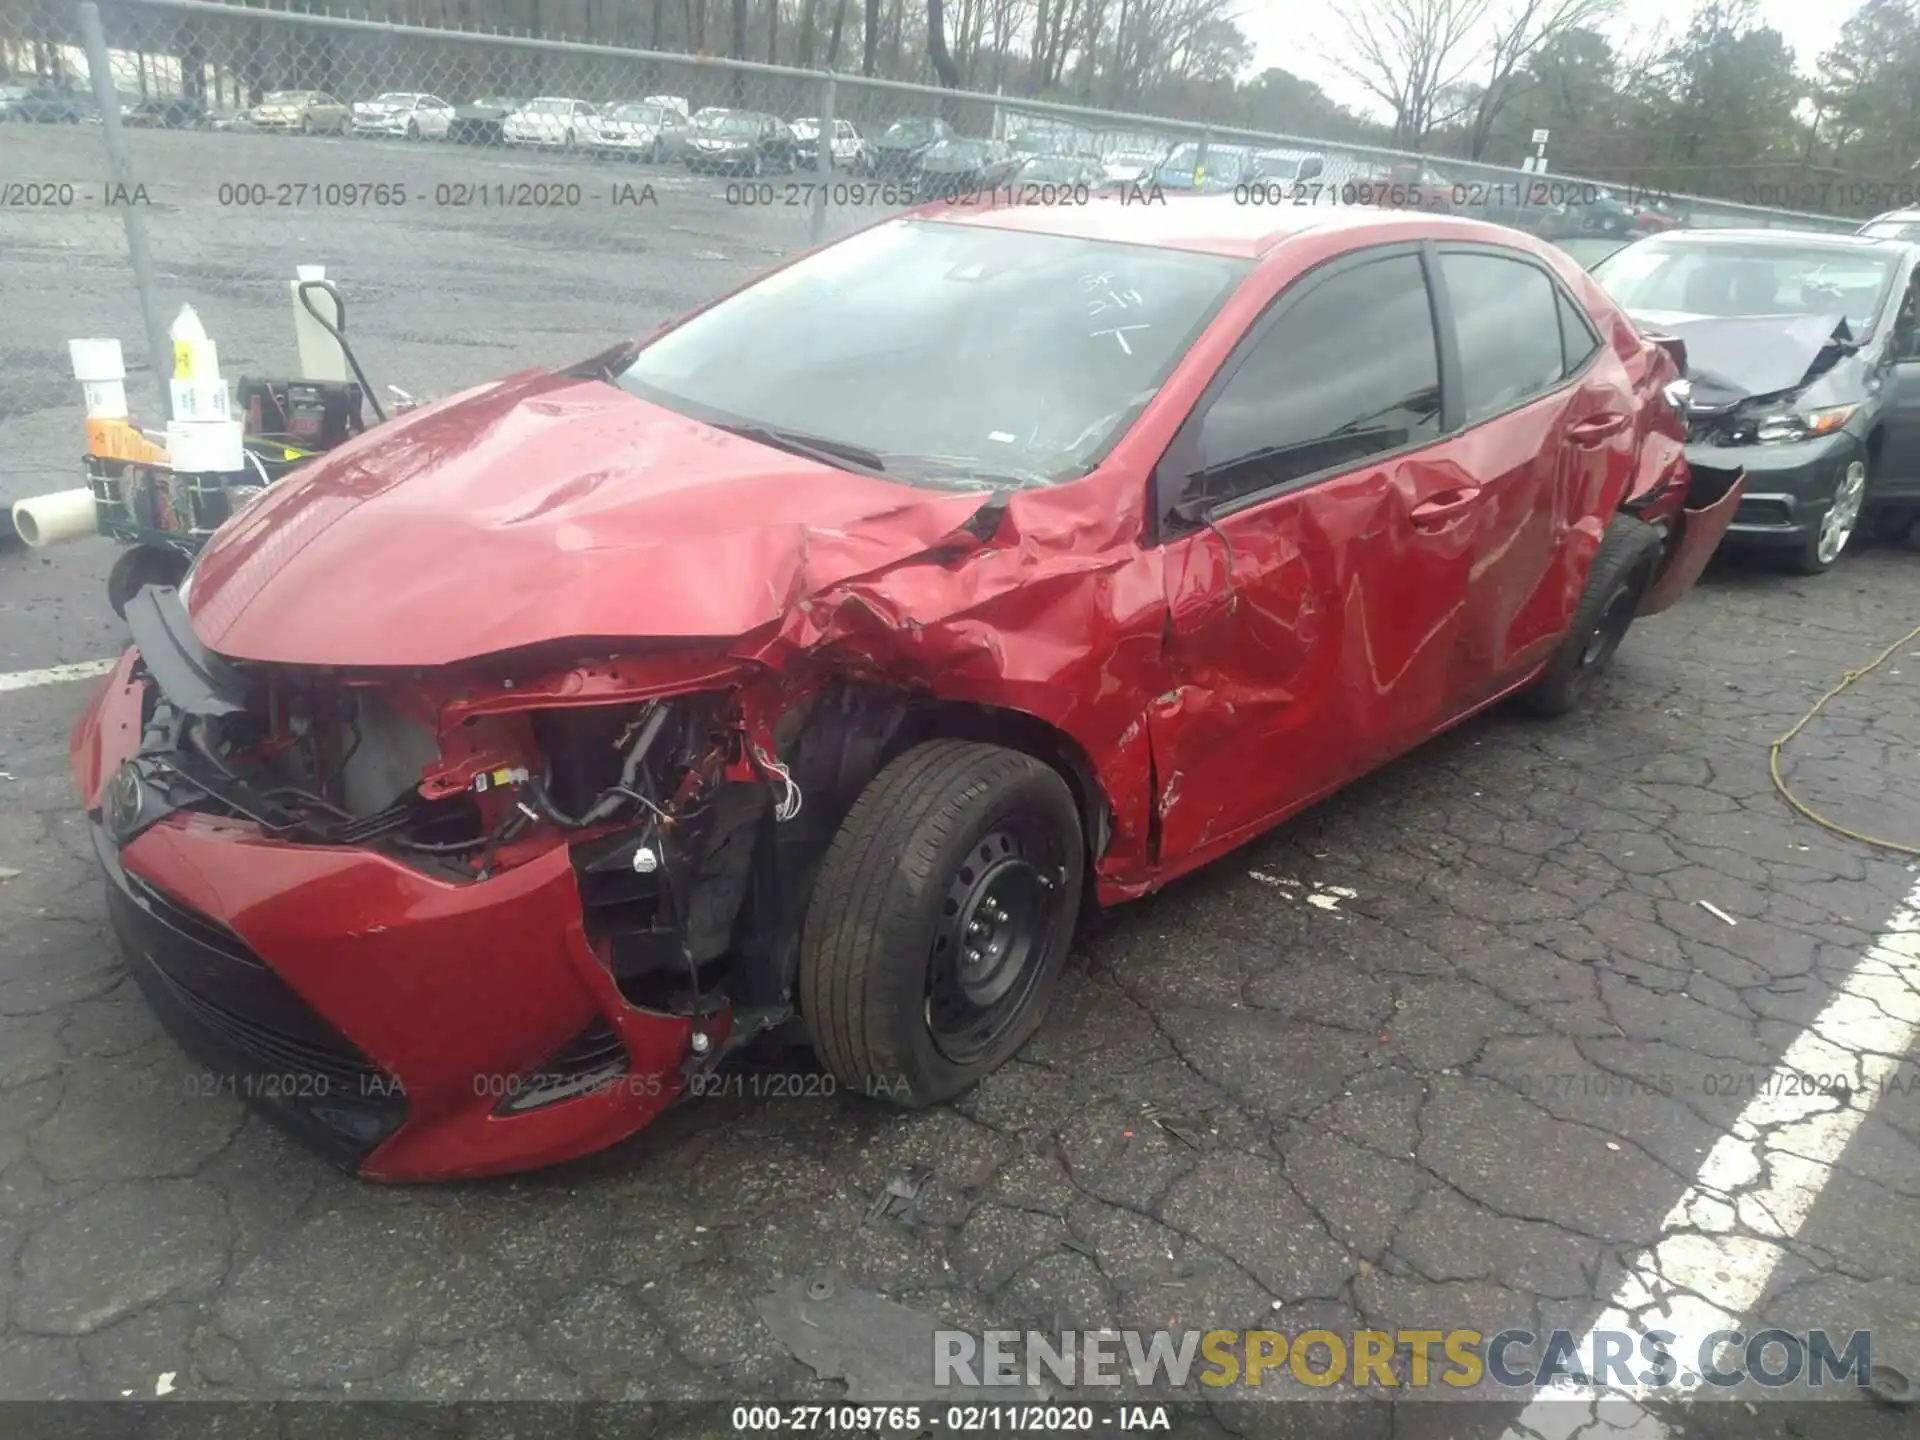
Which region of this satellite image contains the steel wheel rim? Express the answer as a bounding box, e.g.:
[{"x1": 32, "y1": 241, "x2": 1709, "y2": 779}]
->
[
  {"x1": 1817, "y1": 461, "x2": 1867, "y2": 564},
  {"x1": 925, "y1": 822, "x2": 1063, "y2": 1066}
]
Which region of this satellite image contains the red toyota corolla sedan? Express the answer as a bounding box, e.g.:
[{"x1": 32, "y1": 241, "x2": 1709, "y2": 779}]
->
[{"x1": 72, "y1": 198, "x2": 1744, "y2": 1181}]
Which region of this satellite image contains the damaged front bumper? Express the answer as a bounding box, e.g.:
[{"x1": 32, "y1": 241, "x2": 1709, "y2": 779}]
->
[
  {"x1": 71, "y1": 596, "x2": 786, "y2": 1181},
  {"x1": 1687, "y1": 429, "x2": 1862, "y2": 548},
  {"x1": 1638, "y1": 463, "x2": 1747, "y2": 616}
]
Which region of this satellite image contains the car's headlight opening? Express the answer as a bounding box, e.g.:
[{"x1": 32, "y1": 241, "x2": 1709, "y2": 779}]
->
[{"x1": 1750, "y1": 403, "x2": 1857, "y2": 445}]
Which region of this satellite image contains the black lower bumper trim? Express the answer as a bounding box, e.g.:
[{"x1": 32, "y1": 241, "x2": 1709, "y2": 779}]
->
[{"x1": 94, "y1": 821, "x2": 407, "y2": 1170}]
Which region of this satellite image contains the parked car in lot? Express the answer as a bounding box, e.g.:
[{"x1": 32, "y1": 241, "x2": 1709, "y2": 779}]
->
[
  {"x1": 447, "y1": 96, "x2": 521, "y2": 145},
  {"x1": 1859, "y1": 209, "x2": 1920, "y2": 242},
  {"x1": 1355, "y1": 160, "x2": 1457, "y2": 212},
  {"x1": 502, "y1": 96, "x2": 598, "y2": 149},
  {"x1": 3, "y1": 81, "x2": 95, "y2": 123},
  {"x1": 588, "y1": 101, "x2": 691, "y2": 162},
  {"x1": 121, "y1": 96, "x2": 207, "y2": 129},
  {"x1": 685, "y1": 109, "x2": 797, "y2": 174},
  {"x1": 1592, "y1": 229, "x2": 1920, "y2": 571},
  {"x1": 644, "y1": 94, "x2": 691, "y2": 120},
  {"x1": 1151, "y1": 141, "x2": 1256, "y2": 192},
  {"x1": 1011, "y1": 153, "x2": 1108, "y2": 189},
  {"x1": 71, "y1": 201, "x2": 1734, "y2": 1181},
  {"x1": 914, "y1": 137, "x2": 1021, "y2": 199},
  {"x1": 247, "y1": 90, "x2": 349, "y2": 133},
  {"x1": 790, "y1": 116, "x2": 869, "y2": 172},
  {"x1": 1557, "y1": 186, "x2": 1642, "y2": 237},
  {"x1": 868, "y1": 115, "x2": 954, "y2": 178},
  {"x1": 1247, "y1": 149, "x2": 1326, "y2": 185},
  {"x1": 351, "y1": 92, "x2": 456, "y2": 139},
  {"x1": 1102, "y1": 151, "x2": 1158, "y2": 185}
]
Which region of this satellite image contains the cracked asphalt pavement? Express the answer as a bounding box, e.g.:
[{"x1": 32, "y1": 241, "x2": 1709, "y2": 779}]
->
[{"x1": 3, "y1": 125, "x2": 1920, "y2": 1431}]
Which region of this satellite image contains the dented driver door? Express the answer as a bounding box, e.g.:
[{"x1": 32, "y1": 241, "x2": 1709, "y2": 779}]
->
[{"x1": 1145, "y1": 246, "x2": 1477, "y2": 867}]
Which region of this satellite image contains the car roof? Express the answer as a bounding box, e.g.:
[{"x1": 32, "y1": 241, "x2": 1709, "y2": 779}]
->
[
  {"x1": 1864, "y1": 211, "x2": 1920, "y2": 225},
  {"x1": 927, "y1": 194, "x2": 1530, "y2": 260},
  {"x1": 1638, "y1": 228, "x2": 1906, "y2": 253}
]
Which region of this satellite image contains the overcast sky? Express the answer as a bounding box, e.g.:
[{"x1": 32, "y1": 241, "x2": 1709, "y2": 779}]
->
[{"x1": 1237, "y1": 0, "x2": 1861, "y2": 118}]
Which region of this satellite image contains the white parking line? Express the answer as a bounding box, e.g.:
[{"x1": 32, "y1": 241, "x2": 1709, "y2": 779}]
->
[
  {"x1": 0, "y1": 659, "x2": 117, "y2": 693},
  {"x1": 1502, "y1": 875, "x2": 1920, "y2": 1438}
]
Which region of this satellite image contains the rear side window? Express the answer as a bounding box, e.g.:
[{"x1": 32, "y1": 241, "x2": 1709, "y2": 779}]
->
[
  {"x1": 1189, "y1": 252, "x2": 1442, "y2": 502},
  {"x1": 1558, "y1": 289, "x2": 1601, "y2": 372},
  {"x1": 1441, "y1": 252, "x2": 1566, "y2": 423}
]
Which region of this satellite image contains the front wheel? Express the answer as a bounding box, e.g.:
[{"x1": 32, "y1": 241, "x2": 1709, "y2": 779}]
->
[
  {"x1": 799, "y1": 740, "x2": 1085, "y2": 1106},
  {"x1": 1787, "y1": 458, "x2": 1868, "y2": 574},
  {"x1": 107, "y1": 546, "x2": 189, "y2": 620},
  {"x1": 1515, "y1": 515, "x2": 1663, "y2": 718}
]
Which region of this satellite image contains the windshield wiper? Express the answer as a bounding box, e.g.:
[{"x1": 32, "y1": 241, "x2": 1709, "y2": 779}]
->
[{"x1": 716, "y1": 423, "x2": 889, "y2": 475}]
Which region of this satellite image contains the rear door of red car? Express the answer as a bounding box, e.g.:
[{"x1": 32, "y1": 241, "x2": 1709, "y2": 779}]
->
[
  {"x1": 1427, "y1": 244, "x2": 1638, "y2": 711},
  {"x1": 1146, "y1": 243, "x2": 1476, "y2": 863}
]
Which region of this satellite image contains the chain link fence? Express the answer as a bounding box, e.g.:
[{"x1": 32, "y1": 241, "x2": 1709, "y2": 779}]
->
[{"x1": 0, "y1": 0, "x2": 1870, "y2": 526}]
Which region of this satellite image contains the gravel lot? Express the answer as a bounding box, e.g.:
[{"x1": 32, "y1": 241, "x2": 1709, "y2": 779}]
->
[{"x1": 2, "y1": 123, "x2": 1919, "y2": 1432}]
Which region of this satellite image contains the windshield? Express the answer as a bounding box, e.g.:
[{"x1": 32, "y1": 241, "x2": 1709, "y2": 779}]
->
[
  {"x1": 609, "y1": 104, "x2": 664, "y2": 123},
  {"x1": 264, "y1": 92, "x2": 313, "y2": 104},
  {"x1": 884, "y1": 119, "x2": 938, "y2": 142},
  {"x1": 1161, "y1": 143, "x2": 1244, "y2": 170},
  {"x1": 525, "y1": 99, "x2": 573, "y2": 113},
  {"x1": 1594, "y1": 241, "x2": 1898, "y2": 337},
  {"x1": 375, "y1": 93, "x2": 420, "y2": 105},
  {"x1": 1862, "y1": 221, "x2": 1920, "y2": 242},
  {"x1": 706, "y1": 113, "x2": 759, "y2": 135},
  {"x1": 616, "y1": 219, "x2": 1249, "y2": 487}
]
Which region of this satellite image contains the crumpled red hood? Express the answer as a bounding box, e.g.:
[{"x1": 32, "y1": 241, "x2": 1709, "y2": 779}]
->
[{"x1": 184, "y1": 371, "x2": 994, "y2": 668}]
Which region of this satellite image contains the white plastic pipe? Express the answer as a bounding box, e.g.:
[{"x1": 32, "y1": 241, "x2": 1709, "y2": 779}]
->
[{"x1": 11, "y1": 489, "x2": 99, "y2": 548}]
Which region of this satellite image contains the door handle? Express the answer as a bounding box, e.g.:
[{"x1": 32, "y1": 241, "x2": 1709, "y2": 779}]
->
[
  {"x1": 1567, "y1": 412, "x2": 1631, "y2": 444},
  {"x1": 1409, "y1": 488, "x2": 1480, "y2": 525}
]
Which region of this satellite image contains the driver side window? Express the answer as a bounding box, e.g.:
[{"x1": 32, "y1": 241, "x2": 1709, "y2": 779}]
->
[
  {"x1": 1179, "y1": 252, "x2": 1442, "y2": 511},
  {"x1": 1896, "y1": 274, "x2": 1920, "y2": 361}
]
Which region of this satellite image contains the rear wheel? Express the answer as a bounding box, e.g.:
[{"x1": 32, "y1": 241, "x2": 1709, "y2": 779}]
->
[
  {"x1": 799, "y1": 741, "x2": 1084, "y2": 1107},
  {"x1": 405, "y1": 118, "x2": 419, "y2": 141},
  {"x1": 1788, "y1": 457, "x2": 1868, "y2": 575},
  {"x1": 1516, "y1": 516, "x2": 1663, "y2": 718}
]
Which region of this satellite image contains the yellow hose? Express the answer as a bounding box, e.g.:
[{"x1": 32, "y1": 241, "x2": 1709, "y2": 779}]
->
[{"x1": 1769, "y1": 622, "x2": 1920, "y2": 856}]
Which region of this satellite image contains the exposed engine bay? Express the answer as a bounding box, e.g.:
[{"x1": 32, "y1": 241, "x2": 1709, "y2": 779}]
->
[{"x1": 104, "y1": 585, "x2": 1086, "y2": 1058}]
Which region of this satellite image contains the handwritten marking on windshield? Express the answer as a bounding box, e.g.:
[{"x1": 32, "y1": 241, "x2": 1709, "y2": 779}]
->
[{"x1": 1093, "y1": 324, "x2": 1151, "y2": 355}]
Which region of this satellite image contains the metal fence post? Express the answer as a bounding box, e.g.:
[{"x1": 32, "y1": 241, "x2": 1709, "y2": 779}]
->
[
  {"x1": 1196, "y1": 126, "x2": 1212, "y2": 190},
  {"x1": 810, "y1": 69, "x2": 835, "y2": 247},
  {"x1": 79, "y1": 0, "x2": 173, "y2": 422}
]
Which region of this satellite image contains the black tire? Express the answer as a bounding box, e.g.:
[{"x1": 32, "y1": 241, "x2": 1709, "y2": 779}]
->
[
  {"x1": 405, "y1": 118, "x2": 419, "y2": 141},
  {"x1": 799, "y1": 740, "x2": 1085, "y2": 1107},
  {"x1": 648, "y1": 138, "x2": 662, "y2": 164},
  {"x1": 107, "y1": 546, "x2": 188, "y2": 620},
  {"x1": 1515, "y1": 516, "x2": 1663, "y2": 718},
  {"x1": 1786, "y1": 456, "x2": 1869, "y2": 575}
]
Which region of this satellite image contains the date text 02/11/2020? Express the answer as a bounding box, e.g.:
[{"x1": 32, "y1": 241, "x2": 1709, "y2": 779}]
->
[
  {"x1": 729, "y1": 1405, "x2": 1171, "y2": 1431},
  {"x1": 207, "y1": 180, "x2": 663, "y2": 208}
]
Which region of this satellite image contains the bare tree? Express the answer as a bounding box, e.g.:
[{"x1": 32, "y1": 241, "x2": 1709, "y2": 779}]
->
[
  {"x1": 929, "y1": 0, "x2": 961, "y2": 84},
  {"x1": 1327, "y1": 0, "x2": 1489, "y2": 147},
  {"x1": 1466, "y1": 0, "x2": 1617, "y2": 158},
  {"x1": 863, "y1": 0, "x2": 879, "y2": 72},
  {"x1": 797, "y1": 0, "x2": 820, "y2": 63},
  {"x1": 827, "y1": 0, "x2": 851, "y2": 63}
]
